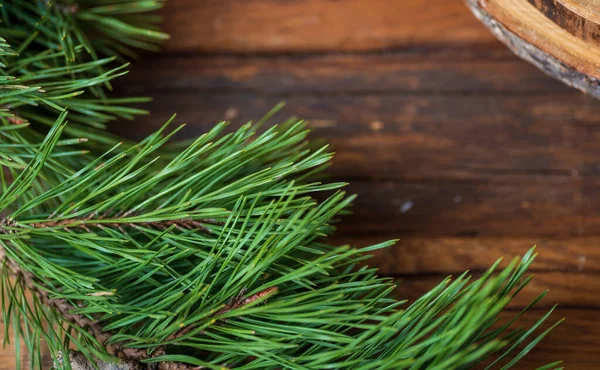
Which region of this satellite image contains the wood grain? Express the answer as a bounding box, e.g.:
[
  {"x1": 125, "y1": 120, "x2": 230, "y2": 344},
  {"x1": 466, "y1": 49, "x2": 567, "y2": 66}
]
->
[
  {"x1": 122, "y1": 50, "x2": 567, "y2": 94},
  {"x1": 117, "y1": 90, "x2": 600, "y2": 179},
  {"x1": 466, "y1": 0, "x2": 600, "y2": 99},
  {"x1": 114, "y1": 55, "x2": 600, "y2": 240},
  {"x1": 557, "y1": 0, "x2": 600, "y2": 24},
  {"x1": 395, "y1": 270, "x2": 598, "y2": 308},
  {"x1": 480, "y1": 0, "x2": 600, "y2": 76},
  {"x1": 160, "y1": 0, "x2": 495, "y2": 53},
  {"x1": 341, "y1": 178, "x2": 600, "y2": 237},
  {"x1": 335, "y1": 236, "x2": 600, "y2": 275},
  {"x1": 528, "y1": 0, "x2": 600, "y2": 47}
]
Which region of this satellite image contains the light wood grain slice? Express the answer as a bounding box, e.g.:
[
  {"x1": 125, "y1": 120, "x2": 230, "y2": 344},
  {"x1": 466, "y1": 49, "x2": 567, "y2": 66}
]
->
[{"x1": 465, "y1": 0, "x2": 600, "y2": 98}]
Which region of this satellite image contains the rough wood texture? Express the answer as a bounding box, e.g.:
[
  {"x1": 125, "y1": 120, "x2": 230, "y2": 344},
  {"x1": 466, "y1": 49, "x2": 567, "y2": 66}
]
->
[
  {"x1": 341, "y1": 236, "x2": 600, "y2": 274},
  {"x1": 121, "y1": 49, "x2": 568, "y2": 94},
  {"x1": 4, "y1": 0, "x2": 600, "y2": 368},
  {"x1": 161, "y1": 0, "x2": 494, "y2": 53},
  {"x1": 528, "y1": 0, "x2": 600, "y2": 46},
  {"x1": 465, "y1": 0, "x2": 600, "y2": 98}
]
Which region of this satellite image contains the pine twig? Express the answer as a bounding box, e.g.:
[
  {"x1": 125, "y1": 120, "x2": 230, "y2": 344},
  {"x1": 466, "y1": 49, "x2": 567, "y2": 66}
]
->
[
  {"x1": 149, "y1": 287, "x2": 280, "y2": 370},
  {"x1": 153, "y1": 287, "x2": 279, "y2": 360},
  {"x1": 171, "y1": 287, "x2": 278, "y2": 340},
  {"x1": 0, "y1": 215, "x2": 223, "y2": 235}
]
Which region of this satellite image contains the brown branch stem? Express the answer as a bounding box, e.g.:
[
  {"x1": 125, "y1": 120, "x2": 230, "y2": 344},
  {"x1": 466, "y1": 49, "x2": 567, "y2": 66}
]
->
[
  {"x1": 147, "y1": 287, "x2": 280, "y2": 370},
  {"x1": 0, "y1": 215, "x2": 223, "y2": 235},
  {"x1": 153, "y1": 286, "x2": 279, "y2": 360}
]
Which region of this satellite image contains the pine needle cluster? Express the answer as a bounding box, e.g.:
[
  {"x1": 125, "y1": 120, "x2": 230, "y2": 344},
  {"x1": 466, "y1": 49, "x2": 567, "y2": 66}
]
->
[{"x1": 0, "y1": 1, "x2": 560, "y2": 369}]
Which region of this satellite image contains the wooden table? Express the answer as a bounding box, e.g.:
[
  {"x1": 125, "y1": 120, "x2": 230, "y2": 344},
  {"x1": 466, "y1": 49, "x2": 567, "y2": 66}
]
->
[{"x1": 3, "y1": 0, "x2": 599, "y2": 368}]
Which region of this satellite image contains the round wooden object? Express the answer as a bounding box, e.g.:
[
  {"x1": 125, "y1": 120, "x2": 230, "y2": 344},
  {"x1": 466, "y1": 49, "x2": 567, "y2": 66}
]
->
[{"x1": 465, "y1": 0, "x2": 600, "y2": 98}]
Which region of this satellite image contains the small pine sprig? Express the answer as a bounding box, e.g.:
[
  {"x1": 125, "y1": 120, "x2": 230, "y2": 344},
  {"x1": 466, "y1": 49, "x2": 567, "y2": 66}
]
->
[
  {"x1": 0, "y1": 0, "x2": 168, "y2": 144},
  {"x1": 0, "y1": 0, "x2": 169, "y2": 226}
]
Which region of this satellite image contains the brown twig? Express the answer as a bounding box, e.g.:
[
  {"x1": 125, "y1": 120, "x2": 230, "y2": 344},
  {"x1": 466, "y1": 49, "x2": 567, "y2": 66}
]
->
[
  {"x1": 213, "y1": 286, "x2": 279, "y2": 317},
  {"x1": 0, "y1": 215, "x2": 223, "y2": 235},
  {"x1": 153, "y1": 286, "x2": 279, "y2": 359}
]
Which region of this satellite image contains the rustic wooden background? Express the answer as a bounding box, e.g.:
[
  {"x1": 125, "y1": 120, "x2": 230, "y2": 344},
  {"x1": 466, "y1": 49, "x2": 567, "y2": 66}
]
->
[{"x1": 4, "y1": 0, "x2": 600, "y2": 368}]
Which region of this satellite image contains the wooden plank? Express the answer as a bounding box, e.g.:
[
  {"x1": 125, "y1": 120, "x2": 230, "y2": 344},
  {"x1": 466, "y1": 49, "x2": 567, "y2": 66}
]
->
[
  {"x1": 331, "y1": 236, "x2": 600, "y2": 275},
  {"x1": 121, "y1": 48, "x2": 568, "y2": 94},
  {"x1": 113, "y1": 91, "x2": 600, "y2": 237},
  {"x1": 342, "y1": 179, "x2": 600, "y2": 237},
  {"x1": 123, "y1": 50, "x2": 568, "y2": 94},
  {"x1": 394, "y1": 270, "x2": 599, "y2": 308},
  {"x1": 159, "y1": 0, "x2": 497, "y2": 53},
  {"x1": 117, "y1": 91, "x2": 600, "y2": 180}
]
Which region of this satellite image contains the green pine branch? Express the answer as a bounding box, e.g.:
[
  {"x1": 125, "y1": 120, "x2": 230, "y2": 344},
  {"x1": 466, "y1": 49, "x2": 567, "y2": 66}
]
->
[{"x1": 0, "y1": 114, "x2": 561, "y2": 370}]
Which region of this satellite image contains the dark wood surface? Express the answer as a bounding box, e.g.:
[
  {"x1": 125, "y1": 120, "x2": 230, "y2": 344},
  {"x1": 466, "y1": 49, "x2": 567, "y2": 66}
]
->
[
  {"x1": 4, "y1": 0, "x2": 600, "y2": 368},
  {"x1": 121, "y1": 1, "x2": 600, "y2": 368}
]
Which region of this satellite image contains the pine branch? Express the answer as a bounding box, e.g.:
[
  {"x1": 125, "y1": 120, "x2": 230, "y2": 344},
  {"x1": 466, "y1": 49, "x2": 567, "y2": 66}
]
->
[
  {"x1": 0, "y1": 1, "x2": 170, "y2": 235},
  {"x1": 0, "y1": 114, "x2": 560, "y2": 369},
  {"x1": 0, "y1": 208, "x2": 280, "y2": 368}
]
